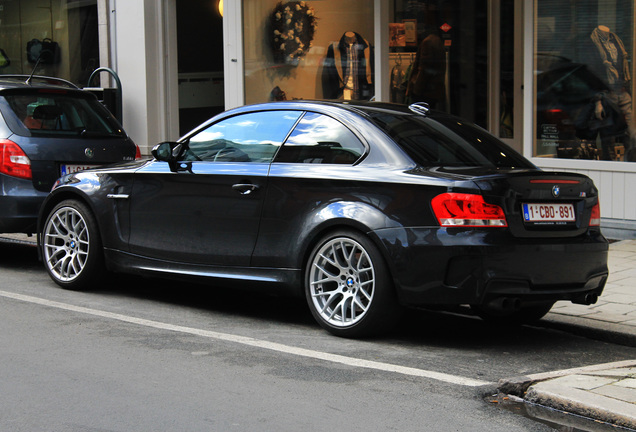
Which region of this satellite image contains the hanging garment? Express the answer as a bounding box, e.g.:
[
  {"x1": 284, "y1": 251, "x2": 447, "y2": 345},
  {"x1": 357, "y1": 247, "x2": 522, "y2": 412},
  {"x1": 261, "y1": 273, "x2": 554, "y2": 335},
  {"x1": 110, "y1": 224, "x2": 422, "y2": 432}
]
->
[{"x1": 322, "y1": 32, "x2": 373, "y2": 100}]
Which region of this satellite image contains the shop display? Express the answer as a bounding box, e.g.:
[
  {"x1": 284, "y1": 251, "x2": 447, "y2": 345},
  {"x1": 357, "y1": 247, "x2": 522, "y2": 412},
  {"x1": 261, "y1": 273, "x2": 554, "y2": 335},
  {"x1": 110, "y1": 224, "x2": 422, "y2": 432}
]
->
[
  {"x1": 269, "y1": 1, "x2": 317, "y2": 65},
  {"x1": 323, "y1": 31, "x2": 373, "y2": 100},
  {"x1": 406, "y1": 29, "x2": 446, "y2": 109},
  {"x1": 26, "y1": 38, "x2": 60, "y2": 64}
]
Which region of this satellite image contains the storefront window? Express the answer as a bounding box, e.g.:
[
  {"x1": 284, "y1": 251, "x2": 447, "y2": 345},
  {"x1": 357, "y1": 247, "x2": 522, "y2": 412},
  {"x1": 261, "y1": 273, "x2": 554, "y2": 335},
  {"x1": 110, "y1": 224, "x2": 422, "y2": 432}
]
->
[
  {"x1": 535, "y1": 0, "x2": 635, "y2": 162},
  {"x1": 388, "y1": 0, "x2": 488, "y2": 128},
  {"x1": 0, "y1": 0, "x2": 100, "y2": 86},
  {"x1": 243, "y1": 0, "x2": 374, "y2": 104}
]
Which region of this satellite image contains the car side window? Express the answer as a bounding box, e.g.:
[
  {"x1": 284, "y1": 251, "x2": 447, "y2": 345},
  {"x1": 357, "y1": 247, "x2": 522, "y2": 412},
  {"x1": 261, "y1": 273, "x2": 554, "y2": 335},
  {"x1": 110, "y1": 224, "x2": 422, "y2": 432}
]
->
[
  {"x1": 184, "y1": 110, "x2": 302, "y2": 163},
  {"x1": 274, "y1": 112, "x2": 365, "y2": 164}
]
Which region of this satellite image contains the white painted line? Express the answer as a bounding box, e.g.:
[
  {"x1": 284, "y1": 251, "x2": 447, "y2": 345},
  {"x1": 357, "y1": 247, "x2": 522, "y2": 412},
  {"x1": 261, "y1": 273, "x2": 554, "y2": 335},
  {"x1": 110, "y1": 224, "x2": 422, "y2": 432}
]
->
[{"x1": 0, "y1": 289, "x2": 491, "y2": 387}]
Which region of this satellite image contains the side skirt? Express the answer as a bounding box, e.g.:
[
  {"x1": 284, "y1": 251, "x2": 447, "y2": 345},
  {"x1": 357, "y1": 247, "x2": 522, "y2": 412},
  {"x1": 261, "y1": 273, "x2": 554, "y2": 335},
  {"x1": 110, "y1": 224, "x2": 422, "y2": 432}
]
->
[{"x1": 103, "y1": 248, "x2": 303, "y2": 296}]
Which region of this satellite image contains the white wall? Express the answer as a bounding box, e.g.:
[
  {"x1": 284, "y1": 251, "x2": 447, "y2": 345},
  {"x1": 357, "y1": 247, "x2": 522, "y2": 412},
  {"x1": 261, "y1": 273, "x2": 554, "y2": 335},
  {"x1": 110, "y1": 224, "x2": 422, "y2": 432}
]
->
[{"x1": 110, "y1": 0, "x2": 179, "y2": 154}]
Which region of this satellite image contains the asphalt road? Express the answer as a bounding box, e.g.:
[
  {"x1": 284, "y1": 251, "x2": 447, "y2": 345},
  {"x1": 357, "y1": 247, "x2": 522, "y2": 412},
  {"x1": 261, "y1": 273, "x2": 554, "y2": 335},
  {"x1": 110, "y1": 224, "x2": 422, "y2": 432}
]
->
[{"x1": 1, "y1": 239, "x2": 635, "y2": 431}]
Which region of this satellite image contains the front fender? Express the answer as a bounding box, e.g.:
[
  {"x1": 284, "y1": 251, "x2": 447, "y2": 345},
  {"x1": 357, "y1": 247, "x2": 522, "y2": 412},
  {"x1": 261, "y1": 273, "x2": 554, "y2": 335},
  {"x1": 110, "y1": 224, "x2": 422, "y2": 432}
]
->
[{"x1": 37, "y1": 171, "x2": 131, "y2": 251}]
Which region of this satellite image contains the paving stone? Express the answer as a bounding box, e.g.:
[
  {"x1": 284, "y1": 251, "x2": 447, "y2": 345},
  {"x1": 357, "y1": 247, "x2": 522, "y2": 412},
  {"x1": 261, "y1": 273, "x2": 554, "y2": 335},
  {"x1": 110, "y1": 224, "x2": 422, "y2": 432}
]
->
[{"x1": 591, "y1": 384, "x2": 636, "y2": 403}]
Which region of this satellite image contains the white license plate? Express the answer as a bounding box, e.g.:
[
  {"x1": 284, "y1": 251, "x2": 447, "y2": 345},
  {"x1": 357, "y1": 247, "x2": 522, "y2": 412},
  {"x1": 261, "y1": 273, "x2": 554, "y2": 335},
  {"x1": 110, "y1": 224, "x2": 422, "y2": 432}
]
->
[
  {"x1": 523, "y1": 203, "x2": 576, "y2": 222},
  {"x1": 60, "y1": 164, "x2": 100, "y2": 176}
]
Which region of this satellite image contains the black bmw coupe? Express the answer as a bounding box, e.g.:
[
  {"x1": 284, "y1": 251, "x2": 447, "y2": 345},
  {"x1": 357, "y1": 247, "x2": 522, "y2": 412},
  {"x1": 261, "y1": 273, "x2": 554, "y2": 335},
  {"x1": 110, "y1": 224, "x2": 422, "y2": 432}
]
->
[{"x1": 38, "y1": 101, "x2": 608, "y2": 337}]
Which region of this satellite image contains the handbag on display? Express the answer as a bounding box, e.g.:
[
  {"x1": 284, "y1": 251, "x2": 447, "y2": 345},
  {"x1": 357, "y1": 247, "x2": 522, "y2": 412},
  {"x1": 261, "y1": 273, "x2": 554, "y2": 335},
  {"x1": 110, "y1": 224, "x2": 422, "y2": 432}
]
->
[
  {"x1": 26, "y1": 38, "x2": 60, "y2": 64},
  {"x1": 574, "y1": 92, "x2": 627, "y2": 140}
]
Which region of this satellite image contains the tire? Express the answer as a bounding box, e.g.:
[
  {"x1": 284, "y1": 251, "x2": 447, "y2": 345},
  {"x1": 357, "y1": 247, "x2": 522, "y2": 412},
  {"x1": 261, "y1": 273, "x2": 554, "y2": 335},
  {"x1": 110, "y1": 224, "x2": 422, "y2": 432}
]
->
[
  {"x1": 472, "y1": 301, "x2": 555, "y2": 325},
  {"x1": 305, "y1": 230, "x2": 400, "y2": 338},
  {"x1": 41, "y1": 199, "x2": 105, "y2": 290}
]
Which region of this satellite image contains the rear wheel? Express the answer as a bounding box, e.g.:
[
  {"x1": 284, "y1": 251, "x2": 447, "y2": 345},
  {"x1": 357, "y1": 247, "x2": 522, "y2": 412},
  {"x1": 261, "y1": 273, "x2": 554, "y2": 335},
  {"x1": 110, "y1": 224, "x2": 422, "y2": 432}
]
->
[
  {"x1": 41, "y1": 200, "x2": 104, "y2": 290},
  {"x1": 305, "y1": 230, "x2": 400, "y2": 338}
]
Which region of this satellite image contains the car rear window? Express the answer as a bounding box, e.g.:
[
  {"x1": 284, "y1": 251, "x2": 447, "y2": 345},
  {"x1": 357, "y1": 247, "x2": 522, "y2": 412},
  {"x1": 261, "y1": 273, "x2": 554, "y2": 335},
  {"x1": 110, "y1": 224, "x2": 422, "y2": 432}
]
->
[
  {"x1": 369, "y1": 112, "x2": 534, "y2": 169},
  {"x1": 3, "y1": 90, "x2": 125, "y2": 138}
]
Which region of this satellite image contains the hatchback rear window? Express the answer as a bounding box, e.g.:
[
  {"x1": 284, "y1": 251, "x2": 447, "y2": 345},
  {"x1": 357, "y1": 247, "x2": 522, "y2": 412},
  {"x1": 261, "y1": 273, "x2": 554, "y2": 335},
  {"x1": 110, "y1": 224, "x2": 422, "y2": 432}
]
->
[
  {"x1": 370, "y1": 113, "x2": 534, "y2": 169},
  {"x1": 3, "y1": 91, "x2": 125, "y2": 138}
]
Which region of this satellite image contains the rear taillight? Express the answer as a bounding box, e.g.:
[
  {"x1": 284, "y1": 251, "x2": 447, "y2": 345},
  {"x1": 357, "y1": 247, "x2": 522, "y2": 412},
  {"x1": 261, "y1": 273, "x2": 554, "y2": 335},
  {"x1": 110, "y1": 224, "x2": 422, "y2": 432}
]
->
[
  {"x1": 0, "y1": 139, "x2": 32, "y2": 180},
  {"x1": 590, "y1": 202, "x2": 601, "y2": 226},
  {"x1": 134, "y1": 145, "x2": 142, "y2": 160},
  {"x1": 432, "y1": 193, "x2": 508, "y2": 227}
]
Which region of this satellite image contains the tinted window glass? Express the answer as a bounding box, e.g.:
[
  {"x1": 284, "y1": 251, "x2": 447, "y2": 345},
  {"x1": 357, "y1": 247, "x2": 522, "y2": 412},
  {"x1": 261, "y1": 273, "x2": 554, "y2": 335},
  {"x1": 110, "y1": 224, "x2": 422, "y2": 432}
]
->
[
  {"x1": 185, "y1": 110, "x2": 302, "y2": 162},
  {"x1": 370, "y1": 113, "x2": 534, "y2": 168},
  {"x1": 274, "y1": 112, "x2": 365, "y2": 164},
  {"x1": 4, "y1": 92, "x2": 124, "y2": 137}
]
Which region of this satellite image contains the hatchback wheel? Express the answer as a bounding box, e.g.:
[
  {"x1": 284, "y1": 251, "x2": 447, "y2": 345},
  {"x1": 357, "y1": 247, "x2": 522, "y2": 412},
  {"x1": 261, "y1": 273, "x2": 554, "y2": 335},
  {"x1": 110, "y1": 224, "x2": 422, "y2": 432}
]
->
[
  {"x1": 305, "y1": 230, "x2": 400, "y2": 338},
  {"x1": 42, "y1": 200, "x2": 104, "y2": 290}
]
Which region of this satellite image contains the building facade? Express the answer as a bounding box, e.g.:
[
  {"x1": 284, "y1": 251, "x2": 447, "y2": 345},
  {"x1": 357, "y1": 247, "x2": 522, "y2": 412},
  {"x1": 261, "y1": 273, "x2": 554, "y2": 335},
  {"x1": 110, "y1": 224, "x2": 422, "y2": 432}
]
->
[{"x1": 1, "y1": 0, "x2": 635, "y2": 238}]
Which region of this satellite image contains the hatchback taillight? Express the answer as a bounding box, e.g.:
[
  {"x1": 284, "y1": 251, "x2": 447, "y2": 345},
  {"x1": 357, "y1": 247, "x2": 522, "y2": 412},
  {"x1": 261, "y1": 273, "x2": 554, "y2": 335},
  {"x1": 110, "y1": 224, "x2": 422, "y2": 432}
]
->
[
  {"x1": 590, "y1": 202, "x2": 601, "y2": 226},
  {"x1": 0, "y1": 139, "x2": 32, "y2": 180},
  {"x1": 432, "y1": 193, "x2": 507, "y2": 227},
  {"x1": 134, "y1": 145, "x2": 142, "y2": 160}
]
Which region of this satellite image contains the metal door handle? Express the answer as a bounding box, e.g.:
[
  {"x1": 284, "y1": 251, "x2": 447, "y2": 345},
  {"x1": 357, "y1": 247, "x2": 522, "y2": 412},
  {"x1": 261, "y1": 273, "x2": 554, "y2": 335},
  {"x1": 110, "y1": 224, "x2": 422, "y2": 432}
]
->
[{"x1": 232, "y1": 184, "x2": 259, "y2": 195}]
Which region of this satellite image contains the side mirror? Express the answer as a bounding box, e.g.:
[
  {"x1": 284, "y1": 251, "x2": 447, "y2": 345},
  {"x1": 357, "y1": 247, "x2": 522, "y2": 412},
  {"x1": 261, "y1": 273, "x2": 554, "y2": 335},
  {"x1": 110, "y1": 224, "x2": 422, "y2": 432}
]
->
[
  {"x1": 151, "y1": 141, "x2": 181, "y2": 162},
  {"x1": 151, "y1": 141, "x2": 188, "y2": 172}
]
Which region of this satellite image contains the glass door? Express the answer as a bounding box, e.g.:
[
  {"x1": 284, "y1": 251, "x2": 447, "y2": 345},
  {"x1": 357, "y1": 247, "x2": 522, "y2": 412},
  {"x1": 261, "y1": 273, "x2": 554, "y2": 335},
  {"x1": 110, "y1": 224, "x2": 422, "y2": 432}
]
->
[{"x1": 387, "y1": 0, "x2": 489, "y2": 127}]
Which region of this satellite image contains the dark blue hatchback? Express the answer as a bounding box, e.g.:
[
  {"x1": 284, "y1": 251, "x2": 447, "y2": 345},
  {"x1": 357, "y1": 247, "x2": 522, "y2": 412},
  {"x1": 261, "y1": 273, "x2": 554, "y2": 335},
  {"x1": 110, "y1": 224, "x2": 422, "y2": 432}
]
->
[{"x1": 0, "y1": 75, "x2": 140, "y2": 234}]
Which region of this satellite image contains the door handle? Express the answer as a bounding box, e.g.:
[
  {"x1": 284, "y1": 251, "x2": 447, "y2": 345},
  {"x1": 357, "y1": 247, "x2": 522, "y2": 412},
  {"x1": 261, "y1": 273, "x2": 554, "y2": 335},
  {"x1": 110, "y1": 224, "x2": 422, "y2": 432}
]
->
[{"x1": 232, "y1": 183, "x2": 260, "y2": 195}]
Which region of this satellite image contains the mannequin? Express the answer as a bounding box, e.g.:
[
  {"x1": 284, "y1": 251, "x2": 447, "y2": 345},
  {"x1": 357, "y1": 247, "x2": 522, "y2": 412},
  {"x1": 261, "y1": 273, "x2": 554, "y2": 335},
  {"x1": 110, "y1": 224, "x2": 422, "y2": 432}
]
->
[
  {"x1": 406, "y1": 29, "x2": 445, "y2": 108},
  {"x1": 588, "y1": 25, "x2": 633, "y2": 160},
  {"x1": 323, "y1": 31, "x2": 373, "y2": 100}
]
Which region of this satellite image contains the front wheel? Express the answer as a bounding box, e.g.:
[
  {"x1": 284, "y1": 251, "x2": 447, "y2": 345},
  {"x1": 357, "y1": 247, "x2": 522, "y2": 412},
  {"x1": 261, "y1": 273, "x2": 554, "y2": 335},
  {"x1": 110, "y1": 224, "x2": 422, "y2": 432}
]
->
[
  {"x1": 305, "y1": 230, "x2": 400, "y2": 338},
  {"x1": 41, "y1": 200, "x2": 104, "y2": 290}
]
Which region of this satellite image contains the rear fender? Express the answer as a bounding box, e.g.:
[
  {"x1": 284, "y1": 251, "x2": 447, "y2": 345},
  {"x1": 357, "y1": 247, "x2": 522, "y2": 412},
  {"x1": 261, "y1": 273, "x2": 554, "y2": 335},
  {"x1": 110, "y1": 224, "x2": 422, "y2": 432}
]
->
[{"x1": 292, "y1": 200, "x2": 401, "y2": 271}]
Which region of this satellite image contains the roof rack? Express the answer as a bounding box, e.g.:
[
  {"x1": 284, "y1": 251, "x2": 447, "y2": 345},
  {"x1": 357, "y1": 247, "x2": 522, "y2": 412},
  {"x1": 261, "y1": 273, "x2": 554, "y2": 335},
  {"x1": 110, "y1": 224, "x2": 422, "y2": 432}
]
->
[{"x1": 0, "y1": 74, "x2": 79, "y2": 89}]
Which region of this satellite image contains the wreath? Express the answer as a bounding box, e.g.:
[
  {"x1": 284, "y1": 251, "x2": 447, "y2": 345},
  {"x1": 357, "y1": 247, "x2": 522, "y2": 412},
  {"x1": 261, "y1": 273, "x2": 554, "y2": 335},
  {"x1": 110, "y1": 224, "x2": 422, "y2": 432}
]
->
[{"x1": 269, "y1": 1, "x2": 317, "y2": 65}]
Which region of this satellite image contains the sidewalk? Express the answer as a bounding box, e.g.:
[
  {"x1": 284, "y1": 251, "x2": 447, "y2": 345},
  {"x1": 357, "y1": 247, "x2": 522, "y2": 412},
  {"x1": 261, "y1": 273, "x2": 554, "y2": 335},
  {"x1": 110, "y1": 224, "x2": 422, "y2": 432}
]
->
[
  {"x1": 2, "y1": 234, "x2": 636, "y2": 428},
  {"x1": 501, "y1": 239, "x2": 636, "y2": 430}
]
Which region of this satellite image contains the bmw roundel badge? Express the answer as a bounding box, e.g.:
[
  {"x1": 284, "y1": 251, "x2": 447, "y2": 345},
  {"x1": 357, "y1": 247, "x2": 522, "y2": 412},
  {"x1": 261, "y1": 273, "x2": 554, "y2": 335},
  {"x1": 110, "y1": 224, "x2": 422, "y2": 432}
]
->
[
  {"x1": 85, "y1": 148, "x2": 94, "y2": 158},
  {"x1": 552, "y1": 185, "x2": 560, "y2": 198}
]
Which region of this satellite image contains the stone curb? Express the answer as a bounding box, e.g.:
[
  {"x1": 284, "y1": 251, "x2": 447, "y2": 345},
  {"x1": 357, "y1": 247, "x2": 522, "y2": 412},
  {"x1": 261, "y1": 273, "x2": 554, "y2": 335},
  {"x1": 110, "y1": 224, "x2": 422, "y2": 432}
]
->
[
  {"x1": 539, "y1": 313, "x2": 636, "y2": 348},
  {"x1": 498, "y1": 360, "x2": 636, "y2": 429}
]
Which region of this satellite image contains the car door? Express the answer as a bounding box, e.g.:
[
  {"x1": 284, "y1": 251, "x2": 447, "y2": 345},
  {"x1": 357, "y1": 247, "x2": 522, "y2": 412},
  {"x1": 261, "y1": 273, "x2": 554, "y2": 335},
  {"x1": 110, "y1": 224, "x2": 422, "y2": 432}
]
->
[{"x1": 127, "y1": 110, "x2": 303, "y2": 266}]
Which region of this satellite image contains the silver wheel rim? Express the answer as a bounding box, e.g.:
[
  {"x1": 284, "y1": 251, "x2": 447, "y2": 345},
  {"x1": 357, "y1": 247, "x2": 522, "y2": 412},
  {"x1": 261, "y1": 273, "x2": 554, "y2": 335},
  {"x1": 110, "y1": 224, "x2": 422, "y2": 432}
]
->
[
  {"x1": 309, "y1": 237, "x2": 375, "y2": 327},
  {"x1": 43, "y1": 206, "x2": 90, "y2": 282}
]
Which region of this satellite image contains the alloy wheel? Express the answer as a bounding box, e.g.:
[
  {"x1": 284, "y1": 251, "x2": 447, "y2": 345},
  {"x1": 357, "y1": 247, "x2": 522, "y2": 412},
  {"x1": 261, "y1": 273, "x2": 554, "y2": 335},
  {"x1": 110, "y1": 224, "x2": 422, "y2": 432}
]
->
[
  {"x1": 43, "y1": 206, "x2": 90, "y2": 282},
  {"x1": 308, "y1": 237, "x2": 375, "y2": 328}
]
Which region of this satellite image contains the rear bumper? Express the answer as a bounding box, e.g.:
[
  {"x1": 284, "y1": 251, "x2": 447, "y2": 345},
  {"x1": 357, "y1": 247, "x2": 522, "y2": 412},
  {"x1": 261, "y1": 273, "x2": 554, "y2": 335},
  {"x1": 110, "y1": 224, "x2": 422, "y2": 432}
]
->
[
  {"x1": 372, "y1": 227, "x2": 609, "y2": 307},
  {"x1": 0, "y1": 175, "x2": 48, "y2": 233}
]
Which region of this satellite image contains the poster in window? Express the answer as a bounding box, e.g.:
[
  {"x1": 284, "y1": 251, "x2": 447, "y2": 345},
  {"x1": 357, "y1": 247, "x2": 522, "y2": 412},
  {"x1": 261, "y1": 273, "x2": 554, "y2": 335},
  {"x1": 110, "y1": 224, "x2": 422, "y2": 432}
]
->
[{"x1": 389, "y1": 23, "x2": 406, "y2": 47}]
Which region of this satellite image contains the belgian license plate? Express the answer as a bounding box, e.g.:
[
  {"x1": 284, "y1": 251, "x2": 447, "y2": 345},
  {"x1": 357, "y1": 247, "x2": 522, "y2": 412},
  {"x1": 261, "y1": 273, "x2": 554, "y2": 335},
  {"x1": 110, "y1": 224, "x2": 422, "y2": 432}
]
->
[
  {"x1": 523, "y1": 203, "x2": 576, "y2": 222},
  {"x1": 60, "y1": 164, "x2": 100, "y2": 176}
]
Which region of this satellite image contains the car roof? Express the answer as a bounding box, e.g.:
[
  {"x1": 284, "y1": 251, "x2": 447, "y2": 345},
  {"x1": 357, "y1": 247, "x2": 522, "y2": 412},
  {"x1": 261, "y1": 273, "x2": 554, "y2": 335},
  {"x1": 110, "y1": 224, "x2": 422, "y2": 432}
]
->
[
  {"x1": 226, "y1": 99, "x2": 437, "y2": 120},
  {"x1": 0, "y1": 75, "x2": 79, "y2": 91}
]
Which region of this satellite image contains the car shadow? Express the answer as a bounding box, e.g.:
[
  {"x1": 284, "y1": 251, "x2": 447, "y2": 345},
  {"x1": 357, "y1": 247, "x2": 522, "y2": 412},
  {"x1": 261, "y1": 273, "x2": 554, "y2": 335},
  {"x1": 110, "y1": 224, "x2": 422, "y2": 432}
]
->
[{"x1": 1, "y1": 238, "x2": 632, "y2": 361}]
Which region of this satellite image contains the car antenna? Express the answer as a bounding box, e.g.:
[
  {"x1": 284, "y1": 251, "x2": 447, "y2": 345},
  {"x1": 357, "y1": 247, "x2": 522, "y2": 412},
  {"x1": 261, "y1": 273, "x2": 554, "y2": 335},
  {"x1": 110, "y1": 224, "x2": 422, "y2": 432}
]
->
[{"x1": 25, "y1": 56, "x2": 43, "y2": 86}]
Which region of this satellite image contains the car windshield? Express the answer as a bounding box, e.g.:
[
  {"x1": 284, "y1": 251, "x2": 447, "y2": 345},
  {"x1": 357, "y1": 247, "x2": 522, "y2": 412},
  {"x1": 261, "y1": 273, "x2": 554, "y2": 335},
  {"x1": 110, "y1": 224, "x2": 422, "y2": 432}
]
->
[
  {"x1": 3, "y1": 91, "x2": 125, "y2": 138},
  {"x1": 369, "y1": 112, "x2": 534, "y2": 169}
]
